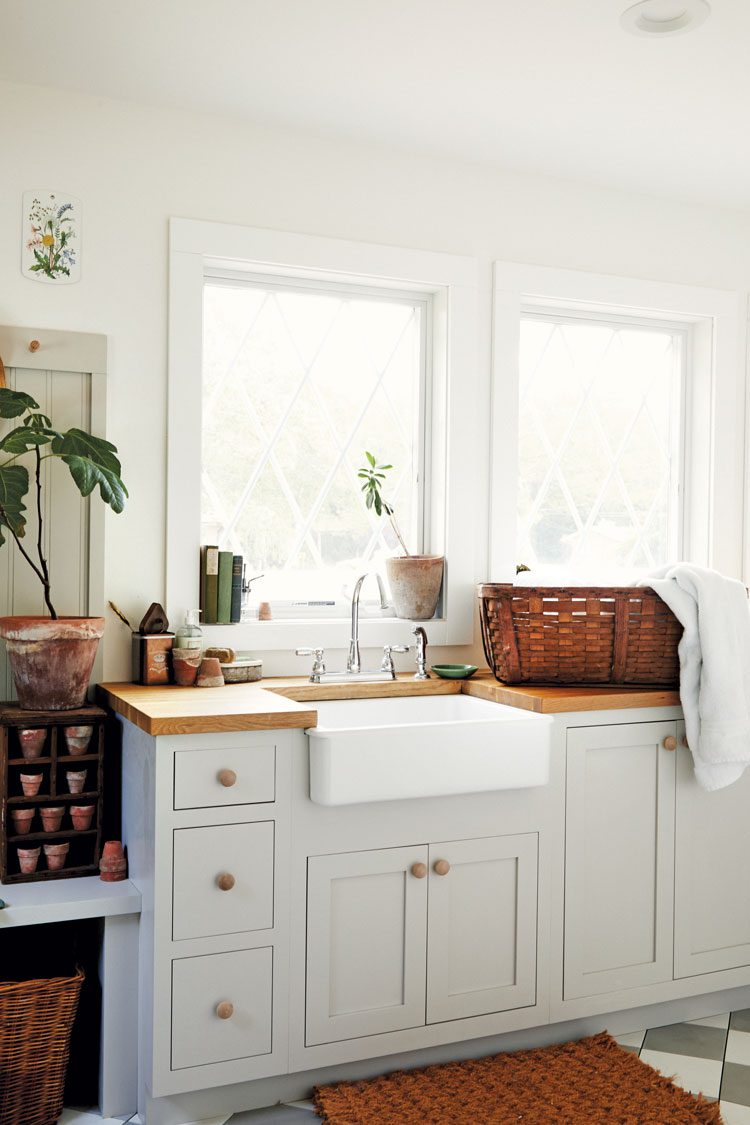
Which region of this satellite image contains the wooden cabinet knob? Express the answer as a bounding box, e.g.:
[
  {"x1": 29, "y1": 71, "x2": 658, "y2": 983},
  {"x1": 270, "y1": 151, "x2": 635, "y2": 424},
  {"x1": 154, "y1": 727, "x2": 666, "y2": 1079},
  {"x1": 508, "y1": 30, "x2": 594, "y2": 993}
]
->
[
  {"x1": 663, "y1": 736, "x2": 678, "y2": 752},
  {"x1": 410, "y1": 862, "x2": 427, "y2": 879},
  {"x1": 433, "y1": 859, "x2": 451, "y2": 876},
  {"x1": 218, "y1": 769, "x2": 237, "y2": 787},
  {"x1": 215, "y1": 1001, "x2": 234, "y2": 1020},
  {"x1": 216, "y1": 872, "x2": 235, "y2": 892}
]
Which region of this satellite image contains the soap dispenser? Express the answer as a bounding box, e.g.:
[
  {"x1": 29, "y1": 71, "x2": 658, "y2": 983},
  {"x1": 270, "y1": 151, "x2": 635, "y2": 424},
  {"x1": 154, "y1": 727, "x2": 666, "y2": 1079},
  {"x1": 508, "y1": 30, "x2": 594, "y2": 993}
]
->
[{"x1": 174, "y1": 609, "x2": 203, "y2": 654}]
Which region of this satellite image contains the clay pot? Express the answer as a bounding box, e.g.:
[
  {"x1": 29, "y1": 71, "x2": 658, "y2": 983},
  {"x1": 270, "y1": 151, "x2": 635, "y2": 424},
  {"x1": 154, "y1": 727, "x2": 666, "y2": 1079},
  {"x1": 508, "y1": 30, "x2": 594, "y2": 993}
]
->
[
  {"x1": 64, "y1": 725, "x2": 94, "y2": 756},
  {"x1": 70, "y1": 804, "x2": 95, "y2": 831},
  {"x1": 65, "y1": 769, "x2": 87, "y2": 794},
  {"x1": 17, "y1": 846, "x2": 40, "y2": 874},
  {"x1": 18, "y1": 728, "x2": 47, "y2": 760},
  {"x1": 19, "y1": 772, "x2": 43, "y2": 797},
  {"x1": 43, "y1": 842, "x2": 69, "y2": 871},
  {"x1": 39, "y1": 806, "x2": 64, "y2": 833},
  {"x1": 172, "y1": 648, "x2": 202, "y2": 687},
  {"x1": 196, "y1": 657, "x2": 224, "y2": 688},
  {"x1": 100, "y1": 840, "x2": 127, "y2": 882},
  {"x1": 0, "y1": 616, "x2": 105, "y2": 710},
  {"x1": 11, "y1": 808, "x2": 35, "y2": 835},
  {"x1": 385, "y1": 556, "x2": 444, "y2": 620}
]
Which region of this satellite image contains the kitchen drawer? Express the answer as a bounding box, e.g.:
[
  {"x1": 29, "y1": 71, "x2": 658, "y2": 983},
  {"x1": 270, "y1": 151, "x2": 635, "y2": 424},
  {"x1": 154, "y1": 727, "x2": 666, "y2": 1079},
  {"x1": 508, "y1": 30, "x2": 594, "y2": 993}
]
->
[
  {"x1": 173, "y1": 744, "x2": 276, "y2": 810},
  {"x1": 173, "y1": 821, "x2": 274, "y2": 940},
  {"x1": 171, "y1": 946, "x2": 272, "y2": 1069}
]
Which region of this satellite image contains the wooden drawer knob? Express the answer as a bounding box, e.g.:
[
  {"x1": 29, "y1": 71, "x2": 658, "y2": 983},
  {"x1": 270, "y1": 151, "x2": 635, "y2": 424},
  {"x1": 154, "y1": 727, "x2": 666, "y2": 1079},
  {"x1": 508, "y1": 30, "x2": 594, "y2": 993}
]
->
[
  {"x1": 215, "y1": 1001, "x2": 234, "y2": 1020},
  {"x1": 663, "y1": 736, "x2": 677, "y2": 752},
  {"x1": 216, "y1": 872, "x2": 236, "y2": 892},
  {"x1": 433, "y1": 859, "x2": 451, "y2": 876},
  {"x1": 410, "y1": 862, "x2": 427, "y2": 879},
  {"x1": 218, "y1": 769, "x2": 237, "y2": 787}
]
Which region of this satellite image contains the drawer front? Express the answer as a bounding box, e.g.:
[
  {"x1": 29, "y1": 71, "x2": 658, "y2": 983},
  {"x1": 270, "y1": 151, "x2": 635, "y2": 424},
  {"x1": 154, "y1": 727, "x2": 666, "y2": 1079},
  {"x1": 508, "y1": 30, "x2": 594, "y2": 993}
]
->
[
  {"x1": 171, "y1": 947, "x2": 272, "y2": 1069},
  {"x1": 173, "y1": 744, "x2": 276, "y2": 810},
  {"x1": 173, "y1": 822, "x2": 274, "y2": 940}
]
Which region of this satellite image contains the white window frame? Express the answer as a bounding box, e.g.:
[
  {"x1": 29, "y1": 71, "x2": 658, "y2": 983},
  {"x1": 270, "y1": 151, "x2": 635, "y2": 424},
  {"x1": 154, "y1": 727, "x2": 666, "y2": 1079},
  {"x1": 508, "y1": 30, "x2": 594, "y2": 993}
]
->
[
  {"x1": 491, "y1": 262, "x2": 746, "y2": 581},
  {"x1": 168, "y1": 218, "x2": 479, "y2": 650}
]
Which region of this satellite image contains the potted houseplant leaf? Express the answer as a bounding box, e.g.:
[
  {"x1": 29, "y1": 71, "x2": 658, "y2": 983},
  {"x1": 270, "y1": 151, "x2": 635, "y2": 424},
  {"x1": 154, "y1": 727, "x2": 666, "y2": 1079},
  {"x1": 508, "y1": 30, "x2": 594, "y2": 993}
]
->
[
  {"x1": 358, "y1": 452, "x2": 444, "y2": 620},
  {"x1": 0, "y1": 388, "x2": 127, "y2": 709}
]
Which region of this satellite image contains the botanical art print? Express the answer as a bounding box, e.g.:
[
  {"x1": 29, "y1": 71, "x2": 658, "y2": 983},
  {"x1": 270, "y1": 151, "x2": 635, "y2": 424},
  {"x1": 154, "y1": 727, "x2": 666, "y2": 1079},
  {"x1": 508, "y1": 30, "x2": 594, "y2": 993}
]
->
[{"x1": 22, "y1": 191, "x2": 81, "y2": 283}]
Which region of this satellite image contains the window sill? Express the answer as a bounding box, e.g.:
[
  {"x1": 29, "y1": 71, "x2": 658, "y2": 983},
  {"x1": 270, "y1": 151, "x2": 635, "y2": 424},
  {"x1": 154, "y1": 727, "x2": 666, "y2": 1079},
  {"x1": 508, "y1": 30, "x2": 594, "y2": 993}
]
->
[{"x1": 198, "y1": 617, "x2": 452, "y2": 653}]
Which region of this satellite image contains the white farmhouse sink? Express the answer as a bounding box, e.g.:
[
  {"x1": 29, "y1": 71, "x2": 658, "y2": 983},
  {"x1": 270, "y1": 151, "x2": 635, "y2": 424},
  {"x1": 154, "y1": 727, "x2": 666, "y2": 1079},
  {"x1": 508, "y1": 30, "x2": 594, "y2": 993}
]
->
[{"x1": 306, "y1": 695, "x2": 553, "y2": 806}]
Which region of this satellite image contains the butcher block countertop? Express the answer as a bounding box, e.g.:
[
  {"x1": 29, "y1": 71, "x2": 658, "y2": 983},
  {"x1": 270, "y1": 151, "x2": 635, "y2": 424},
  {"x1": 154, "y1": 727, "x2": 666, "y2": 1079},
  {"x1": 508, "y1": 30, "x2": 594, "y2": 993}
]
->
[{"x1": 98, "y1": 675, "x2": 680, "y2": 736}]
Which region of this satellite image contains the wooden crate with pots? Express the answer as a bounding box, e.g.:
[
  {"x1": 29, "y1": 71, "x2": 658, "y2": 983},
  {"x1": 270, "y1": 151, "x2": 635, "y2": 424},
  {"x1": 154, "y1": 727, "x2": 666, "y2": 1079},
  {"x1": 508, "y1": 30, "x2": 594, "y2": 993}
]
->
[{"x1": 0, "y1": 703, "x2": 106, "y2": 884}]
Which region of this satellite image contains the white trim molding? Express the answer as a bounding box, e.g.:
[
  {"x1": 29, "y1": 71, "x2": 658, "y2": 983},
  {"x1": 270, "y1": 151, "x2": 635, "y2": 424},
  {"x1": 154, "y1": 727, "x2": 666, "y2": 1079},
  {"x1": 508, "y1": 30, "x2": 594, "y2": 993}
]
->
[
  {"x1": 167, "y1": 219, "x2": 481, "y2": 651},
  {"x1": 491, "y1": 262, "x2": 746, "y2": 580}
]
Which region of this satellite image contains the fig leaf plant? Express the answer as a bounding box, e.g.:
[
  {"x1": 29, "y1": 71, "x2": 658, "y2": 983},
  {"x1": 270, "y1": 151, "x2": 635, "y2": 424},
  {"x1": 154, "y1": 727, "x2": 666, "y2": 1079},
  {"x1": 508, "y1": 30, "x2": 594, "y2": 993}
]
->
[
  {"x1": 358, "y1": 451, "x2": 410, "y2": 556},
  {"x1": 0, "y1": 388, "x2": 128, "y2": 620}
]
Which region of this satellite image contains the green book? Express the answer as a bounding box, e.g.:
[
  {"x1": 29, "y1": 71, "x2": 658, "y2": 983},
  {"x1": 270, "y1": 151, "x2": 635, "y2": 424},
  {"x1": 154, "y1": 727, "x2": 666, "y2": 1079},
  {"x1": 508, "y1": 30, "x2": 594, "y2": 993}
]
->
[
  {"x1": 217, "y1": 551, "x2": 233, "y2": 623},
  {"x1": 201, "y1": 545, "x2": 219, "y2": 624}
]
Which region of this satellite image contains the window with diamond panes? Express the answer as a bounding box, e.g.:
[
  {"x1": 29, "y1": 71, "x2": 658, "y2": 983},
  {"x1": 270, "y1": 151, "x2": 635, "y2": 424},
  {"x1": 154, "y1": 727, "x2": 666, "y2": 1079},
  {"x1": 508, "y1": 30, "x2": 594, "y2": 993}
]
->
[
  {"x1": 517, "y1": 313, "x2": 684, "y2": 575},
  {"x1": 202, "y1": 278, "x2": 426, "y2": 614}
]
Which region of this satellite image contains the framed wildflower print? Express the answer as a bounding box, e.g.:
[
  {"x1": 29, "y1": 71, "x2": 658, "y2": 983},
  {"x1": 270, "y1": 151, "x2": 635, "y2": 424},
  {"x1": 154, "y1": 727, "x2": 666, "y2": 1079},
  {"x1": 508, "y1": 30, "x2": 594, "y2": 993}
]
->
[{"x1": 22, "y1": 191, "x2": 81, "y2": 283}]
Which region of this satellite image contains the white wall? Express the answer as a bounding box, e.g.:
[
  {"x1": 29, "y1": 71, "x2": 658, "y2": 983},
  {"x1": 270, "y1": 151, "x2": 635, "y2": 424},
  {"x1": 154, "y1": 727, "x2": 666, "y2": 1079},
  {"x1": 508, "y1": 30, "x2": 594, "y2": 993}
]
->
[{"x1": 1, "y1": 79, "x2": 749, "y2": 679}]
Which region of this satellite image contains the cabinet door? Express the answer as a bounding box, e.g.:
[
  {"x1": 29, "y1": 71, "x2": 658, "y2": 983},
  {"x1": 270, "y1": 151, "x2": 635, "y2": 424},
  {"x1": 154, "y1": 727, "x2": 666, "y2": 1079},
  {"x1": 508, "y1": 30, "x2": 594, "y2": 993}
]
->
[
  {"x1": 564, "y1": 721, "x2": 676, "y2": 1000},
  {"x1": 675, "y1": 727, "x2": 750, "y2": 976},
  {"x1": 306, "y1": 845, "x2": 428, "y2": 1045},
  {"x1": 426, "y1": 834, "x2": 538, "y2": 1023}
]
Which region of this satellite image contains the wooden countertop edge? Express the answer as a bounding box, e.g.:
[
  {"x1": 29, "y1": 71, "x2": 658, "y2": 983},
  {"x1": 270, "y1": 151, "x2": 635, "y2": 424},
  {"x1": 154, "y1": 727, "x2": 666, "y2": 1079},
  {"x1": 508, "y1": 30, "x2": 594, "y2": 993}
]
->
[{"x1": 98, "y1": 675, "x2": 681, "y2": 734}]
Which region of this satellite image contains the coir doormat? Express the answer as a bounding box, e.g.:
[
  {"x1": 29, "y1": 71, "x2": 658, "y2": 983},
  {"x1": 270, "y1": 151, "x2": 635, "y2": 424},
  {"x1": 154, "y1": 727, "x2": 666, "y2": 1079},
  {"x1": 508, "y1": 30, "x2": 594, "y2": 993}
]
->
[{"x1": 313, "y1": 1031, "x2": 722, "y2": 1124}]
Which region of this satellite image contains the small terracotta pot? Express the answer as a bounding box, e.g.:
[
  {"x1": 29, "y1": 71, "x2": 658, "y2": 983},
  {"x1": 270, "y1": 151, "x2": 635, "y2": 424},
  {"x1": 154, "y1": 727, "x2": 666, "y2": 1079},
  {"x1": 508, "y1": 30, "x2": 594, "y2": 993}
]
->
[
  {"x1": 70, "y1": 804, "x2": 95, "y2": 831},
  {"x1": 11, "y1": 808, "x2": 35, "y2": 835},
  {"x1": 0, "y1": 616, "x2": 104, "y2": 710},
  {"x1": 65, "y1": 769, "x2": 87, "y2": 794},
  {"x1": 18, "y1": 728, "x2": 46, "y2": 760},
  {"x1": 43, "y1": 842, "x2": 69, "y2": 871},
  {"x1": 196, "y1": 657, "x2": 224, "y2": 688},
  {"x1": 39, "y1": 806, "x2": 64, "y2": 833},
  {"x1": 20, "y1": 772, "x2": 43, "y2": 797},
  {"x1": 64, "y1": 725, "x2": 94, "y2": 756},
  {"x1": 172, "y1": 648, "x2": 202, "y2": 687},
  {"x1": 17, "y1": 846, "x2": 41, "y2": 874},
  {"x1": 100, "y1": 839, "x2": 127, "y2": 881}
]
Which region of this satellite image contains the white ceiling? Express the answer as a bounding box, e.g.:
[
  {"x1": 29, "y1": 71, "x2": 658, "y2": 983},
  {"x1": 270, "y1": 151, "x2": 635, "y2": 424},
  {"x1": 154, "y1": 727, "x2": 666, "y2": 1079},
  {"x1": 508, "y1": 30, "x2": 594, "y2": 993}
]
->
[{"x1": 2, "y1": 0, "x2": 749, "y2": 208}]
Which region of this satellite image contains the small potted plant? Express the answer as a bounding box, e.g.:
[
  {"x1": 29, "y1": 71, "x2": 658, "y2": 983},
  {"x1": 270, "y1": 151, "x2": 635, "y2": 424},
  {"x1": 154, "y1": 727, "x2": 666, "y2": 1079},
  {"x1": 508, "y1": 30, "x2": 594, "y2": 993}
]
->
[
  {"x1": 0, "y1": 388, "x2": 127, "y2": 709},
  {"x1": 358, "y1": 452, "x2": 444, "y2": 620}
]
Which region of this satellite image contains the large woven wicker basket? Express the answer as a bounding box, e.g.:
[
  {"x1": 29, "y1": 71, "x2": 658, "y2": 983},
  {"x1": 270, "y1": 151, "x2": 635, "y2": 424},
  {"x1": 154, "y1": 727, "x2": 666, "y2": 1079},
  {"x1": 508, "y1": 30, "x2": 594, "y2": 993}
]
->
[
  {"x1": 0, "y1": 967, "x2": 84, "y2": 1125},
  {"x1": 478, "y1": 584, "x2": 681, "y2": 686}
]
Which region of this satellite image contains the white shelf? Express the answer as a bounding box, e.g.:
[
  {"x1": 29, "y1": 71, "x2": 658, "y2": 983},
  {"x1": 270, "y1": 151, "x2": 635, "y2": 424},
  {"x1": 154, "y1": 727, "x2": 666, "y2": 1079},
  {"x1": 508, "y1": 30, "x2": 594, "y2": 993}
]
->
[{"x1": 0, "y1": 876, "x2": 141, "y2": 928}]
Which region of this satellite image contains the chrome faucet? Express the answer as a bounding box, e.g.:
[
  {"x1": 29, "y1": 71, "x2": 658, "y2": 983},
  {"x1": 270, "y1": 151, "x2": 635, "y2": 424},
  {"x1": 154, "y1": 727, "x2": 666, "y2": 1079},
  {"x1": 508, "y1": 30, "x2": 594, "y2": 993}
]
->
[
  {"x1": 413, "y1": 626, "x2": 430, "y2": 680},
  {"x1": 347, "y1": 572, "x2": 389, "y2": 674}
]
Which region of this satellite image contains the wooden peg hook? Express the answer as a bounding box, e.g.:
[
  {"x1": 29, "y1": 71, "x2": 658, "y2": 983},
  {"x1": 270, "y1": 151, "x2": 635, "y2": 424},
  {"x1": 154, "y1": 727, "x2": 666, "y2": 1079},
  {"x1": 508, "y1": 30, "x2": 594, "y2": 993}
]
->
[{"x1": 28, "y1": 339, "x2": 40, "y2": 353}]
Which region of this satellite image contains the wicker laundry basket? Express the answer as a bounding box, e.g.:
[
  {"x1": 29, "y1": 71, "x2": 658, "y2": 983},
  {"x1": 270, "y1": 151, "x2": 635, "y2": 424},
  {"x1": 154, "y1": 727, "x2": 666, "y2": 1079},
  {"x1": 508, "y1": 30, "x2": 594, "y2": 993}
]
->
[
  {"x1": 478, "y1": 584, "x2": 681, "y2": 686},
  {"x1": 0, "y1": 967, "x2": 84, "y2": 1125}
]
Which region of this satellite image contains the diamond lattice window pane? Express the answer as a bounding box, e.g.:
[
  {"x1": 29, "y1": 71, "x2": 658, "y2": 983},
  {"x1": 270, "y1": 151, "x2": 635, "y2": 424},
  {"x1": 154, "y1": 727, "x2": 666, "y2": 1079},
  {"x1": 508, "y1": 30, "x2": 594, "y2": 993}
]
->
[
  {"x1": 202, "y1": 280, "x2": 424, "y2": 611},
  {"x1": 517, "y1": 314, "x2": 683, "y2": 575}
]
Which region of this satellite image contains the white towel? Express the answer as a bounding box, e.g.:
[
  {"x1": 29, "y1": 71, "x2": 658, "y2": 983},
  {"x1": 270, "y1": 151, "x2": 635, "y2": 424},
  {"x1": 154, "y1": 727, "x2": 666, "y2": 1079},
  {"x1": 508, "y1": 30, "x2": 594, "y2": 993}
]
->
[{"x1": 640, "y1": 564, "x2": 750, "y2": 791}]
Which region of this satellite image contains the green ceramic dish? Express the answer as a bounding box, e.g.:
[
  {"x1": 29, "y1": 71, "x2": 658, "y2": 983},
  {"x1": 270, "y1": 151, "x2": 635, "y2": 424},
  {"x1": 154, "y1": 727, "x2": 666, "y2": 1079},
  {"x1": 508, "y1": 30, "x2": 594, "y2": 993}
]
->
[{"x1": 430, "y1": 664, "x2": 478, "y2": 680}]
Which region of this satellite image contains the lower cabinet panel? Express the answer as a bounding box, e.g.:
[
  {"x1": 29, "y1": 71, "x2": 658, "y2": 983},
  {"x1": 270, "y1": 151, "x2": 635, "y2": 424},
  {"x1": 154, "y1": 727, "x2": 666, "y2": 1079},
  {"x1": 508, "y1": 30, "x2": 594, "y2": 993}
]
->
[
  {"x1": 306, "y1": 845, "x2": 428, "y2": 1046},
  {"x1": 171, "y1": 947, "x2": 273, "y2": 1070},
  {"x1": 426, "y1": 833, "x2": 538, "y2": 1023}
]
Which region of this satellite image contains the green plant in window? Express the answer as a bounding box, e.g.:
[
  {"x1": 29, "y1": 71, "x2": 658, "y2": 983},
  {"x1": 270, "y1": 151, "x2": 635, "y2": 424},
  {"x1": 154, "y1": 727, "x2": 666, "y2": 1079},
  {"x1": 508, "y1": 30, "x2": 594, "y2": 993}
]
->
[{"x1": 357, "y1": 452, "x2": 410, "y2": 556}]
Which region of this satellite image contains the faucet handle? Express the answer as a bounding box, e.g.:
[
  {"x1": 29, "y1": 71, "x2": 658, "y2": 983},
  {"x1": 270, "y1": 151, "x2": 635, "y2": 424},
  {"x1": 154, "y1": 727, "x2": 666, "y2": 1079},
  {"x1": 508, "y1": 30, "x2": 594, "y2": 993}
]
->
[
  {"x1": 381, "y1": 644, "x2": 410, "y2": 674},
  {"x1": 295, "y1": 647, "x2": 326, "y2": 682}
]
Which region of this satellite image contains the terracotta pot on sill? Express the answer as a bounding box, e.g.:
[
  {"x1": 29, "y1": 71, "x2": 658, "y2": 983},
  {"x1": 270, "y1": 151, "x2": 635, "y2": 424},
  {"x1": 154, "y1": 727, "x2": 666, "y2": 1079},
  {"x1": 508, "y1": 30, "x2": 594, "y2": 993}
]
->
[
  {"x1": 385, "y1": 555, "x2": 444, "y2": 621},
  {"x1": 0, "y1": 617, "x2": 105, "y2": 710}
]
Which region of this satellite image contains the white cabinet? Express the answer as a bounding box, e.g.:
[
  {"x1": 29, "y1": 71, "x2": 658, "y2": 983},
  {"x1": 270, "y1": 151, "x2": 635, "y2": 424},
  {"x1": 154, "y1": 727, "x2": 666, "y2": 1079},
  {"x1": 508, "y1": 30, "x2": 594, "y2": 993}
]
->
[
  {"x1": 675, "y1": 741, "x2": 750, "y2": 977},
  {"x1": 564, "y1": 721, "x2": 677, "y2": 1000},
  {"x1": 173, "y1": 744, "x2": 276, "y2": 809},
  {"x1": 306, "y1": 845, "x2": 429, "y2": 1045},
  {"x1": 306, "y1": 834, "x2": 538, "y2": 1046},
  {"x1": 427, "y1": 834, "x2": 537, "y2": 1023}
]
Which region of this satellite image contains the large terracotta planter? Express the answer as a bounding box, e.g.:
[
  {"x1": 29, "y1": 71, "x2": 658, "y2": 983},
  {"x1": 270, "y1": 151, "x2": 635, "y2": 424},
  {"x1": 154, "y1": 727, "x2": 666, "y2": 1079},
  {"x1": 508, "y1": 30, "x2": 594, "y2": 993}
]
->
[
  {"x1": 385, "y1": 555, "x2": 444, "y2": 621},
  {"x1": 0, "y1": 616, "x2": 104, "y2": 710}
]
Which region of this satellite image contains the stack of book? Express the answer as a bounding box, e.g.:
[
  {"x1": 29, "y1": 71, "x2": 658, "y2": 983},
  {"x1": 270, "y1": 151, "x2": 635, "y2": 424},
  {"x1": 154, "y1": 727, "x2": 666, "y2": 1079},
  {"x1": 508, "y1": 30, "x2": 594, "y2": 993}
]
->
[{"x1": 200, "y1": 547, "x2": 244, "y2": 624}]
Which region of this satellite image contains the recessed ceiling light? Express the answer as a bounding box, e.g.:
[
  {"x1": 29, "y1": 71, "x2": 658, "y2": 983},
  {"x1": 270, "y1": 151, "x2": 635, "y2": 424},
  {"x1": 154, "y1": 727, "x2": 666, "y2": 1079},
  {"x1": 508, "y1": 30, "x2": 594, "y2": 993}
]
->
[{"x1": 621, "y1": 0, "x2": 711, "y2": 36}]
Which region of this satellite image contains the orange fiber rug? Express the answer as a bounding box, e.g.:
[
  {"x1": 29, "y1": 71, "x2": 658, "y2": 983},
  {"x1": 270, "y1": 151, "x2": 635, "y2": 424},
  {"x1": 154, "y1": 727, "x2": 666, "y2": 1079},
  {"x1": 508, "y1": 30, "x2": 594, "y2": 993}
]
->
[{"x1": 313, "y1": 1031, "x2": 722, "y2": 1124}]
